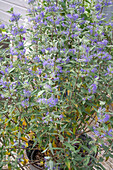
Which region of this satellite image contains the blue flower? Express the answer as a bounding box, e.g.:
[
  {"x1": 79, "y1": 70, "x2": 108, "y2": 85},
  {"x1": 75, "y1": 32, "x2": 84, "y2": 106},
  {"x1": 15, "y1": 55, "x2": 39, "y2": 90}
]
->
[
  {"x1": 38, "y1": 69, "x2": 42, "y2": 75},
  {"x1": 95, "y1": 3, "x2": 102, "y2": 11},
  {"x1": 97, "y1": 107, "x2": 110, "y2": 123},
  {"x1": 0, "y1": 70, "x2": 4, "y2": 75},
  {"x1": 41, "y1": 49, "x2": 45, "y2": 53},
  {"x1": 20, "y1": 26, "x2": 26, "y2": 34},
  {"x1": 94, "y1": 129, "x2": 99, "y2": 135},
  {"x1": 43, "y1": 60, "x2": 48, "y2": 67},
  {"x1": 103, "y1": 114, "x2": 110, "y2": 122},
  {"x1": 67, "y1": 14, "x2": 73, "y2": 19},
  {"x1": 10, "y1": 13, "x2": 21, "y2": 22},
  {"x1": 107, "y1": 129, "x2": 112, "y2": 137},
  {"x1": 23, "y1": 89, "x2": 31, "y2": 97},
  {"x1": 21, "y1": 98, "x2": 29, "y2": 107},
  {"x1": 92, "y1": 83, "x2": 97, "y2": 94},
  {"x1": 73, "y1": 14, "x2": 79, "y2": 20},
  {"x1": 47, "y1": 96, "x2": 58, "y2": 107},
  {"x1": 18, "y1": 41, "x2": 24, "y2": 47},
  {"x1": 37, "y1": 98, "x2": 46, "y2": 104},
  {"x1": 11, "y1": 26, "x2": 26, "y2": 36},
  {"x1": 69, "y1": 4, "x2": 76, "y2": 8},
  {"x1": 5, "y1": 68, "x2": 9, "y2": 74},
  {"x1": 28, "y1": 0, "x2": 36, "y2": 4},
  {"x1": 0, "y1": 94, "x2": 4, "y2": 98},
  {"x1": 91, "y1": 68, "x2": 97, "y2": 73},
  {"x1": 46, "y1": 112, "x2": 49, "y2": 116},
  {"x1": 0, "y1": 24, "x2": 5, "y2": 29},
  {"x1": 0, "y1": 77, "x2": 8, "y2": 88},
  {"x1": 43, "y1": 120, "x2": 48, "y2": 124},
  {"x1": 50, "y1": 118, "x2": 53, "y2": 122},
  {"x1": 44, "y1": 84, "x2": 52, "y2": 91},
  {"x1": 59, "y1": 115, "x2": 63, "y2": 119},
  {"x1": 37, "y1": 95, "x2": 58, "y2": 107},
  {"x1": 10, "y1": 47, "x2": 18, "y2": 56},
  {"x1": 33, "y1": 56, "x2": 40, "y2": 62},
  {"x1": 79, "y1": 7, "x2": 85, "y2": 13}
]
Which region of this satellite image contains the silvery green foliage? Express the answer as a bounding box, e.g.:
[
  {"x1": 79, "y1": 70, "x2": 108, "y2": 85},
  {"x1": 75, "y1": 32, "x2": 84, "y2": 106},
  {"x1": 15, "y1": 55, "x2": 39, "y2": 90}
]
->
[{"x1": 0, "y1": 0, "x2": 113, "y2": 169}]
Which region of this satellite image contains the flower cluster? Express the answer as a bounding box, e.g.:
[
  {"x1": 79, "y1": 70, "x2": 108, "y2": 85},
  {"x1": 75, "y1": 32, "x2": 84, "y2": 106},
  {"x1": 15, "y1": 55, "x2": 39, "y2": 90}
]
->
[
  {"x1": 37, "y1": 95, "x2": 58, "y2": 107},
  {"x1": 10, "y1": 13, "x2": 21, "y2": 22},
  {"x1": 28, "y1": 0, "x2": 36, "y2": 4},
  {"x1": 98, "y1": 107, "x2": 110, "y2": 123}
]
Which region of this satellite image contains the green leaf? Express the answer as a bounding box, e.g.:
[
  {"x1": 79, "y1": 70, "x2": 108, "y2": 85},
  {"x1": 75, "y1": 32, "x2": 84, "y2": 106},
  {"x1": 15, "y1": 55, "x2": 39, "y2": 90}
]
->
[
  {"x1": 81, "y1": 14, "x2": 88, "y2": 20},
  {"x1": 49, "y1": 143, "x2": 54, "y2": 155},
  {"x1": 49, "y1": 160, "x2": 54, "y2": 170},
  {"x1": 98, "y1": 156, "x2": 104, "y2": 162},
  {"x1": 44, "y1": 156, "x2": 50, "y2": 160},
  {"x1": 84, "y1": 156, "x2": 90, "y2": 166},
  {"x1": 42, "y1": 147, "x2": 49, "y2": 153},
  {"x1": 64, "y1": 142, "x2": 77, "y2": 152},
  {"x1": 9, "y1": 105, "x2": 15, "y2": 115},
  {"x1": 91, "y1": 145, "x2": 97, "y2": 154},
  {"x1": 37, "y1": 90, "x2": 45, "y2": 97},
  {"x1": 18, "y1": 131, "x2": 21, "y2": 139},
  {"x1": 86, "y1": 9, "x2": 90, "y2": 13},
  {"x1": 85, "y1": 0, "x2": 91, "y2": 4},
  {"x1": 65, "y1": 159, "x2": 70, "y2": 169},
  {"x1": 7, "y1": 7, "x2": 13, "y2": 14},
  {"x1": 105, "y1": 156, "x2": 109, "y2": 161},
  {"x1": 31, "y1": 89, "x2": 38, "y2": 96},
  {"x1": 9, "y1": 68, "x2": 15, "y2": 73},
  {"x1": 100, "y1": 101, "x2": 106, "y2": 106},
  {"x1": 61, "y1": 124, "x2": 67, "y2": 132}
]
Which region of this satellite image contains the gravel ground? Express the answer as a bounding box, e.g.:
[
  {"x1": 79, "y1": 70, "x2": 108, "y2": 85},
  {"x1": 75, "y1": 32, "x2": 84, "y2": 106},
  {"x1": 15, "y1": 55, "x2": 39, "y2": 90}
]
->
[
  {"x1": 102, "y1": 157, "x2": 113, "y2": 170},
  {"x1": 95, "y1": 152, "x2": 113, "y2": 170}
]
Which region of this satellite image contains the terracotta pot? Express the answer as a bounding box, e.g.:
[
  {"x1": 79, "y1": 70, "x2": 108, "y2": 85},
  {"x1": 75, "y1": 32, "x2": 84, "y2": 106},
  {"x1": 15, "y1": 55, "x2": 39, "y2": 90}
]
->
[
  {"x1": 26, "y1": 141, "x2": 44, "y2": 170},
  {"x1": 74, "y1": 134, "x2": 98, "y2": 167},
  {"x1": 26, "y1": 134, "x2": 98, "y2": 170}
]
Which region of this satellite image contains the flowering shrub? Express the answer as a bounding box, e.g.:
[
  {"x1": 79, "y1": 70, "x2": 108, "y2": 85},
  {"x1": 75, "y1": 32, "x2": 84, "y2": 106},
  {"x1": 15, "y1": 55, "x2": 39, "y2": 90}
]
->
[{"x1": 0, "y1": 0, "x2": 113, "y2": 169}]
